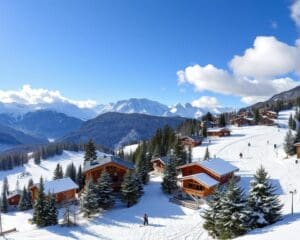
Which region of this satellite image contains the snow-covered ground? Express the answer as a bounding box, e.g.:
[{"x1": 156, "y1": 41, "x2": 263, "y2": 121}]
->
[
  {"x1": 123, "y1": 143, "x2": 139, "y2": 155},
  {"x1": 1, "y1": 109, "x2": 300, "y2": 239}
]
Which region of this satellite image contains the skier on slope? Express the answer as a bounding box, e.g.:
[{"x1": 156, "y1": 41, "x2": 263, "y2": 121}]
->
[
  {"x1": 248, "y1": 142, "x2": 251, "y2": 147},
  {"x1": 239, "y1": 153, "x2": 243, "y2": 159},
  {"x1": 143, "y1": 213, "x2": 149, "y2": 226}
]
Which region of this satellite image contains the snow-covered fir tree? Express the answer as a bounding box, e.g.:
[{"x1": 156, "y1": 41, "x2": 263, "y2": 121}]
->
[
  {"x1": 161, "y1": 159, "x2": 178, "y2": 194},
  {"x1": 217, "y1": 179, "x2": 249, "y2": 239},
  {"x1": 18, "y1": 186, "x2": 32, "y2": 211},
  {"x1": 84, "y1": 139, "x2": 97, "y2": 162},
  {"x1": 203, "y1": 147, "x2": 210, "y2": 160},
  {"x1": 202, "y1": 187, "x2": 223, "y2": 238},
  {"x1": 136, "y1": 142, "x2": 150, "y2": 184},
  {"x1": 288, "y1": 114, "x2": 296, "y2": 130},
  {"x1": 95, "y1": 171, "x2": 115, "y2": 210},
  {"x1": 284, "y1": 129, "x2": 296, "y2": 156},
  {"x1": 121, "y1": 171, "x2": 140, "y2": 208},
  {"x1": 248, "y1": 166, "x2": 282, "y2": 229},
  {"x1": 1, "y1": 188, "x2": 8, "y2": 213},
  {"x1": 33, "y1": 177, "x2": 48, "y2": 227},
  {"x1": 174, "y1": 140, "x2": 187, "y2": 166},
  {"x1": 46, "y1": 194, "x2": 58, "y2": 226},
  {"x1": 80, "y1": 180, "x2": 99, "y2": 217},
  {"x1": 135, "y1": 173, "x2": 144, "y2": 197},
  {"x1": 76, "y1": 165, "x2": 85, "y2": 191},
  {"x1": 65, "y1": 162, "x2": 77, "y2": 182},
  {"x1": 53, "y1": 163, "x2": 64, "y2": 180}
]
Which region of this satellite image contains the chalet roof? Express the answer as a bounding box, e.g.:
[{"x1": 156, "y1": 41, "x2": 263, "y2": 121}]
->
[
  {"x1": 181, "y1": 173, "x2": 219, "y2": 188},
  {"x1": 34, "y1": 177, "x2": 78, "y2": 195},
  {"x1": 177, "y1": 158, "x2": 239, "y2": 177},
  {"x1": 7, "y1": 189, "x2": 22, "y2": 199},
  {"x1": 83, "y1": 155, "x2": 135, "y2": 173},
  {"x1": 181, "y1": 135, "x2": 203, "y2": 141},
  {"x1": 294, "y1": 142, "x2": 300, "y2": 147},
  {"x1": 207, "y1": 127, "x2": 231, "y2": 133},
  {"x1": 267, "y1": 111, "x2": 277, "y2": 114},
  {"x1": 151, "y1": 156, "x2": 171, "y2": 165}
]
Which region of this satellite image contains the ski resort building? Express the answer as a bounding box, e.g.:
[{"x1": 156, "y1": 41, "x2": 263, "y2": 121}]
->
[
  {"x1": 83, "y1": 155, "x2": 135, "y2": 190},
  {"x1": 30, "y1": 177, "x2": 78, "y2": 204},
  {"x1": 294, "y1": 142, "x2": 300, "y2": 159},
  {"x1": 232, "y1": 117, "x2": 254, "y2": 127},
  {"x1": 260, "y1": 116, "x2": 275, "y2": 126},
  {"x1": 179, "y1": 136, "x2": 202, "y2": 148},
  {"x1": 177, "y1": 159, "x2": 239, "y2": 197},
  {"x1": 151, "y1": 156, "x2": 171, "y2": 173},
  {"x1": 207, "y1": 127, "x2": 231, "y2": 137},
  {"x1": 261, "y1": 110, "x2": 278, "y2": 119},
  {"x1": 7, "y1": 190, "x2": 22, "y2": 206}
]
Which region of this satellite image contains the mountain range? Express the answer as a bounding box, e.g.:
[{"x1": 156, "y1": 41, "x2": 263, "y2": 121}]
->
[{"x1": 0, "y1": 98, "x2": 233, "y2": 120}]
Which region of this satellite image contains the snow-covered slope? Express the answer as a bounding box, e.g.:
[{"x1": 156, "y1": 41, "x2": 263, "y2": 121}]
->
[{"x1": 2, "y1": 110, "x2": 298, "y2": 239}]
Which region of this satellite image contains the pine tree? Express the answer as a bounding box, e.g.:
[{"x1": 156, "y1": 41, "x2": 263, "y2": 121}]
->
[
  {"x1": 161, "y1": 159, "x2": 178, "y2": 194},
  {"x1": 188, "y1": 146, "x2": 192, "y2": 163},
  {"x1": 295, "y1": 128, "x2": 300, "y2": 143},
  {"x1": 95, "y1": 171, "x2": 115, "y2": 210},
  {"x1": 219, "y1": 113, "x2": 226, "y2": 127},
  {"x1": 34, "y1": 151, "x2": 41, "y2": 165},
  {"x1": 202, "y1": 125, "x2": 207, "y2": 138},
  {"x1": 254, "y1": 109, "x2": 260, "y2": 125},
  {"x1": 121, "y1": 171, "x2": 140, "y2": 208},
  {"x1": 136, "y1": 142, "x2": 150, "y2": 184},
  {"x1": 217, "y1": 179, "x2": 249, "y2": 239},
  {"x1": 28, "y1": 178, "x2": 34, "y2": 189},
  {"x1": 33, "y1": 177, "x2": 48, "y2": 227},
  {"x1": 18, "y1": 187, "x2": 32, "y2": 211},
  {"x1": 80, "y1": 180, "x2": 99, "y2": 217},
  {"x1": 284, "y1": 130, "x2": 296, "y2": 156},
  {"x1": 203, "y1": 147, "x2": 210, "y2": 160},
  {"x1": 76, "y1": 165, "x2": 85, "y2": 191},
  {"x1": 46, "y1": 194, "x2": 58, "y2": 226},
  {"x1": 3, "y1": 177, "x2": 9, "y2": 195},
  {"x1": 1, "y1": 189, "x2": 8, "y2": 213},
  {"x1": 288, "y1": 114, "x2": 295, "y2": 130},
  {"x1": 135, "y1": 173, "x2": 144, "y2": 197},
  {"x1": 53, "y1": 163, "x2": 64, "y2": 180},
  {"x1": 248, "y1": 166, "x2": 282, "y2": 229},
  {"x1": 65, "y1": 162, "x2": 77, "y2": 182},
  {"x1": 174, "y1": 140, "x2": 187, "y2": 166},
  {"x1": 202, "y1": 188, "x2": 223, "y2": 238},
  {"x1": 84, "y1": 139, "x2": 97, "y2": 162}
]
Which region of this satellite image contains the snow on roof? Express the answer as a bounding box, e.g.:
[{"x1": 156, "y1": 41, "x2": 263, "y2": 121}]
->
[
  {"x1": 200, "y1": 158, "x2": 239, "y2": 177},
  {"x1": 267, "y1": 111, "x2": 277, "y2": 114},
  {"x1": 83, "y1": 155, "x2": 135, "y2": 173},
  {"x1": 207, "y1": 127, "x2": 230, "y2": 133},
  {"x1": 42, "y1": 177, "x2": 78, "y2": 195},
  {"x1": 182, "y1": 173, "x2": 219, "y2": 188},
  {"x1": 151, "y1": 156, "x2": 171, "y2": 165}
]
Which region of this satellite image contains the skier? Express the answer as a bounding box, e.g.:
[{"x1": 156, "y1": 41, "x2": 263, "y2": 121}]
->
[
  {"x1": 274, "y1": 144, "x2": 277, "y2": 149},
  {"x1": 143, "y1": 213, "x2": 149, "y2": 226},
  {"x1": 248, "y1": 142, "x2": 251, "y2": 147},
  {"x1": 239, "y1": 153, "x2": 243, "y2": 159},
  {"x1": 267, "y1": 140, "x2": 269, "y2": 144}
]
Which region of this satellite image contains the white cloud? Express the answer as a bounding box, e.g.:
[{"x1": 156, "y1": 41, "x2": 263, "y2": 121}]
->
[
  {"x1": 177, "y1": 36, "x2": 300, "y2": 105},
  {"x1": 291, "y1": 0, "x2": 300, "y2": 27},
  {"x1": 192, "y1": 96, "x2": 219, "y2": 108},
  {"x1": 0, "y1": 85, "x2": 97, "y2": 109},
  {"x1": 229, "y1": 36, "x2": 300, "y2": 78}
]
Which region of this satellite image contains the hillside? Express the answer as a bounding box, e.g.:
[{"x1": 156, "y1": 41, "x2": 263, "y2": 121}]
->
[
  {"x1": 60, "y1": 112, "x2": 186, "y2": 148},
  {"x1": 0, "y1": 110, "x2": 83, "y2": 140},
  {"x1": 248, "y1": 85, "x2": 300, "y2": 109}
]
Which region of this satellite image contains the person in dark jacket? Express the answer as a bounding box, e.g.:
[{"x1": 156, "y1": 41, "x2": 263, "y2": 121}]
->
[{"x1": 143, "y1": 213, "x2": 149, "y2": 226}]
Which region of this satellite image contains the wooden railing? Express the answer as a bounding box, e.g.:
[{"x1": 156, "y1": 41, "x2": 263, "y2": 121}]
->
[{"x1": 182, "y1": 187, "x2": 205, "y2": 197}]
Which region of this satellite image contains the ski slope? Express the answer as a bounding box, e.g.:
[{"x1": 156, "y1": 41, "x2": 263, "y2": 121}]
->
[{"x1": 1, "y1": 109, "x2": 300, "y2": 239}]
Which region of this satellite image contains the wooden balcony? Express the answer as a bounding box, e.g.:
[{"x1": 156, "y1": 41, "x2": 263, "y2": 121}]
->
[{"x1": 182, "y1": 187, "x2": 206, "y2": 197}]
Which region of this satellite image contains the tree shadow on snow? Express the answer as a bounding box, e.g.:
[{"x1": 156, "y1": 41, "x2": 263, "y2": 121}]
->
[{"x1": 247, "y1": 212, "x2": 300, "y2": 236}]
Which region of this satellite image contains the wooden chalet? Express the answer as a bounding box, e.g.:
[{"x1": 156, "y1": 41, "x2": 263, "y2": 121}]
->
[
  {"x1": 262, "y1": 110, "x2": 278, "y2": 119},
  {"x1": 151, "y1": 156, "x2": 171, "y2": 173},
  {"x1": 30, "y1": 177, "x2": 78, "y2": 204},
  {"x1": 177, "y1": 159, "x2": 239, "y2": 197},
  {"x1": 207, "y1": 127, "x2": 231, "y2": 137},
  {"x1": 232, "y1": 117, "x2": 254, "y2": 127},
  {"x1": 294, "y1": 142, "x2": 300, "y2": 158},
  {"x1": 179, "y1": 173, "x2": 219, "y2": 197},
  {"x1": 7, "y1": 190, "x2": 22, "y2": 206},
  {"x1": 260, "y1": 116, "x2": 275, "y2": 126},
  {"x1": 83, "y1": 155, "x2": 135, "y2": 190},
  {"x1": 180, "y1": 136, "x2": 203, "y2": 148}
]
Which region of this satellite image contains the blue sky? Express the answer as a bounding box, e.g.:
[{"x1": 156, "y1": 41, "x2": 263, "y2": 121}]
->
[{"x1": 0, "y1": 0, "x2": 299, "y2": 108}]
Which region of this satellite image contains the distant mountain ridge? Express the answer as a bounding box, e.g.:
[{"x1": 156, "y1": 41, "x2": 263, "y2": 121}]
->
[
  {"x1": 0, "y1": 98, "x2": 233, "y2": 120},
  {"x1": 248, "y1": 85, "x2": 300, "y2": 109},
  {"x1": 60, "y1": 112, "x2": 186, "y2": 149}
]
